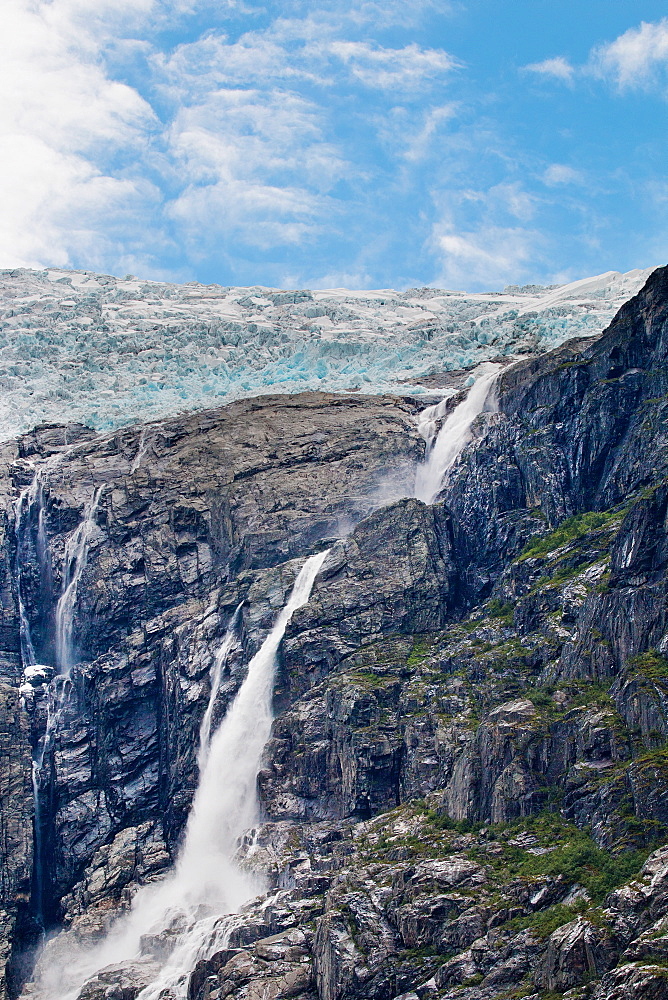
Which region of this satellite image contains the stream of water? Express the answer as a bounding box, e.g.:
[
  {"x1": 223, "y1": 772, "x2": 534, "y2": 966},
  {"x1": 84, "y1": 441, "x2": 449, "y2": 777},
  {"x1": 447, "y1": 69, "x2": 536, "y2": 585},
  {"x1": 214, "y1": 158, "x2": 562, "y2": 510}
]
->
[
  {"x1": 28, "y1": 548, "x2": 329, "y2": 1000},
  {"x1": 18, "y1": 370, "x2": 496, "y2": 993},
  {"x1": 414, "y1": 371, "x2": 498, "y2": 504},
  {"x1": 54, "y1": 485, "x2": 105, "y2": 676}
]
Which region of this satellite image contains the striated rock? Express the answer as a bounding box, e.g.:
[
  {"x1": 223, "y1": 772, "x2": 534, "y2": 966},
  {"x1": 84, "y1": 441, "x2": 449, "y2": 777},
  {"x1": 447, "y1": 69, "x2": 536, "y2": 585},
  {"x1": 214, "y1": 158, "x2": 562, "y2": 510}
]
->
[
  {"x1": 534, "y1": 916, "x2": 618, "y2": 990},
  {"x1": 74, "y1": 958, "x2": 157, "y2": 1000},
  {"x1": 60, "y1": 821, "x2": 171, "y2": 936},
  {"x1": 5, "y1": 392, "x2": 423, "y2": 928},
  {"x1": 6, "y1": 267, "x2": 668, "y2": 1000},
  {"x1": 592, "y1": 963, "x2": 668, "y2": 1000},
  {"x1": 0, "y1": 683, "x2": 34, "y2": 999}
]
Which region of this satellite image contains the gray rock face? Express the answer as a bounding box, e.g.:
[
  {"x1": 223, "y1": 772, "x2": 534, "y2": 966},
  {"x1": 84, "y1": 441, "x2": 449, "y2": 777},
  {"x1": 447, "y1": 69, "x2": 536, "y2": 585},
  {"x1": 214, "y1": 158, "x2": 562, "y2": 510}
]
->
[
  {"x1": 534, "y1": 916, "x2": 617, "y2": 990},
  {"x1": 4, "y1": 268, "x2": 668, "y2": 1000},
  {"x1": 0, "y1": 685, "x2": 33, "y2": 999},
  {"x1": 0, "y1": 391, "x2": 423, "y2": 986}
]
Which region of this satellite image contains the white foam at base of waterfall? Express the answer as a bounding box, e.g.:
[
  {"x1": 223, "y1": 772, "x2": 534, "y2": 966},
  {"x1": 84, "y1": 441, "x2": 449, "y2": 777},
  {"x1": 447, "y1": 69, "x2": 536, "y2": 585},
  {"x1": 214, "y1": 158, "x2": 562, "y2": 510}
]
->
[
  {"x1": 414, "y1": 371, "x2": 498, "y2": 505},
  {"x1": 30, "y1": 548, "x2": 329, "y2": 1000}
]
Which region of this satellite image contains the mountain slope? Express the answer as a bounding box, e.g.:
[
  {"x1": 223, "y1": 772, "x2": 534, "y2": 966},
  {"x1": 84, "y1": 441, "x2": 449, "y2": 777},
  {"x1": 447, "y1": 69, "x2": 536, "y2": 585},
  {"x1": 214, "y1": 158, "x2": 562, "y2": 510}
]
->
[{"x1": 1, "y1": 268, "x2": 668, "y2": 999}]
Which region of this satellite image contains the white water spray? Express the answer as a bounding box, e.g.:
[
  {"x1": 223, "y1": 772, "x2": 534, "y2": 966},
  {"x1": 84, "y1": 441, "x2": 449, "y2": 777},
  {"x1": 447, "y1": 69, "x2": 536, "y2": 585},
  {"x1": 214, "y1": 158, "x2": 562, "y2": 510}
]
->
[
  {"x1": 414, "y1": 372, "x2": 498, "y2": 504},
  {"x1": 13, "y1": 457, "x2": 67, "y2": 927},
  {"x1": 14, "y1": 478, "x2": 37, "y2": 669},
  {"x1": 198, "y1": 603, "x2": 243, "y2": 772},
  {"x1": 31, "y1": 548, "x2": 329, "y2": 1000},
  {"x1": 130, "y1": 428, "x2": 153, "y2": 474},
  {"x1": 173, "y1": 548, "x2": 329, "y2": 913},
  {"x1": 55, "y1": 485, "x2": 104, "y2": 675}
]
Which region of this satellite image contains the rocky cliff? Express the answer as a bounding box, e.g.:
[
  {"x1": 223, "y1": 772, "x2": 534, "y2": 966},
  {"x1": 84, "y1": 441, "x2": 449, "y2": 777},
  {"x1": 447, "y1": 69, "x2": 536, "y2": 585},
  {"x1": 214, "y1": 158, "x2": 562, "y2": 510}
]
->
[{"x1": 2, "y1": 268, "x2": 668, "y2": 999}]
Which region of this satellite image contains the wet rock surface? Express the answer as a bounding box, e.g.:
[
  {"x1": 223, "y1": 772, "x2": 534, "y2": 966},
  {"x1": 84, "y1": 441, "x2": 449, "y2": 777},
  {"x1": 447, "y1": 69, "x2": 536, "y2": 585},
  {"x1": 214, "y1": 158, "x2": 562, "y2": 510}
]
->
[{"x1": 3, "y1": 268, "x2": 668, "y2": 997}]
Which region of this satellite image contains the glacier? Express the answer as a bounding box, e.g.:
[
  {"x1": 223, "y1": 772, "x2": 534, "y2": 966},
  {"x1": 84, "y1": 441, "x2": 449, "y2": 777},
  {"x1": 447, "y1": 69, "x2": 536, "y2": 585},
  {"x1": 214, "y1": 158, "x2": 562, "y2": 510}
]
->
[{"x1": 0, "y1": 265, "x2": 653, "y2": 441}]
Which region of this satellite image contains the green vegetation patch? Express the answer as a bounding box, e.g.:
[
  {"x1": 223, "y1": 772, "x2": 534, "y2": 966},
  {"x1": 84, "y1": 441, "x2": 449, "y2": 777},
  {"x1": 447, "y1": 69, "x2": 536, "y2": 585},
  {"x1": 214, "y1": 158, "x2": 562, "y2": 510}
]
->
[
  {"x1": 629, "y1": 650, "x2": 668, "y2": 682},
  {"x1": 512, "y1": 837, "x2": 645, "y2": 902},
  {"x1": 423, "y1": 809, "x2": 483, "y2": 835},
  {"x1": 564, "y1": 679, "x2": 615, "y2": 712},
  {"x1": 505, "y1": 900, "x2": 609, "y2": 940},
  {"x1": 470, "y1": 811, "x2": 647, "y2": 902},
  {"x1": 486, "y1": 598, "x2": 515, "y2": 625},
  {"x1": 528, "y1": 557, "x2": 608, "y2": 595},
  {"x1": 407, "y1": 636, "x2": 433, "y2": 667},
  {"x1": 518, "y1": 510, "x2": 622, "y2": 562}
]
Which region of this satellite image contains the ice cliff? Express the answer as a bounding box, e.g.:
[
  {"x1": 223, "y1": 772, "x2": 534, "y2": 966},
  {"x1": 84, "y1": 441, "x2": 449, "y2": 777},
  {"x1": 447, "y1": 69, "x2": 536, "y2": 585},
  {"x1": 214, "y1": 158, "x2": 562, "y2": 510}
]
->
[{"x1": 0, "y1": 266, "x2": 651, "y2": 440}]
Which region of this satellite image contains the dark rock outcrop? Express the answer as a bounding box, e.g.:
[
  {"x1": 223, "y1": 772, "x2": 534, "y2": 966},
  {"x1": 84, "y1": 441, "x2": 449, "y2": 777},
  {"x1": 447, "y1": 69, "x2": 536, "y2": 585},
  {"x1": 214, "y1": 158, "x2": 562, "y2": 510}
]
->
[{"x1": 3, "y1": 268, "x2": 668, "y2": 999}]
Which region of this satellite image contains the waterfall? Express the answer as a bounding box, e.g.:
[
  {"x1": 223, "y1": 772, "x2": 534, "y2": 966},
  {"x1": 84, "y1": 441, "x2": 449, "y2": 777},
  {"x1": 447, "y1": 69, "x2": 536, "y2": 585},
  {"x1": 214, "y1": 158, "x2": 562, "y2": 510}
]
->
[
  {"x1": 14, "y1": 479, "x2": 38, "y2": 669},
  {"x1": 130, "y1": 428, "x2": 152, "y2": 474},
  {"x1": 414, "y1": 371, "x2": 498, "y2": 504},
  {"x1": 13, "y1": 460, "x2": 64, "y2": 928},
  {"x1": 14, "y1": 455, "x2": 65, "y2": 673},
  {"x1": 31, "y1": 761, "x2": 44, "y2": 924},
  {"x1": 17, "y1": 473, "x2": 102, "y2": 927},
  {"x1": 198, "y1": 602, "x2": 243, "y2": 772},
  {"x1": 15, "y1": 469, "x2": 53, "y2": 926},
  {"x1": 174, "y1": 549, "x2": 328, "y2": 910},
  {"x1": 55, "y1": 485, "x2": 104, "y2": 675},
  {"x1": 30, "y1": 673, "x2": 73, "y2": 928},
  {"x1": 14, "y1": 464, "x2": 54, "y2": 668},
  {"x1": 31, "y1": 548, "x2": 329, "y2": 1000}
]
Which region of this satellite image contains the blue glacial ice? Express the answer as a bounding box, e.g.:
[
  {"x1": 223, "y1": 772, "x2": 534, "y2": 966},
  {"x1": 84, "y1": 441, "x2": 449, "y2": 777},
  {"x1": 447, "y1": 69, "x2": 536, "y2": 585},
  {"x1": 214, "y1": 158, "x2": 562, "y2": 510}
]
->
[{"x1": 0, "y1": 265, "x2": 653, "y2": 441}]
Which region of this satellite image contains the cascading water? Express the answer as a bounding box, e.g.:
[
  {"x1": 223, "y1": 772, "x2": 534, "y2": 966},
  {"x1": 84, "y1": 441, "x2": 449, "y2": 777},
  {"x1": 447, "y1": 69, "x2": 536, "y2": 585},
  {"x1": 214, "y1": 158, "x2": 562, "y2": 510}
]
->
[
  {"x1": 173, "y1": 551, "x2": 329, "y2": 910},
  {"x1": 14, "y1": 473, "x2": 43, "y2": 926},
  {"x1": 14, "y1": 456, "x2": 65, "y2": 665},
  {"x1": 14, "y1": 477, "x2": 38, "y2": 669},
  {"x1": 14, "y1": 471, "x2": 102, "y2": 928},
  {"x1": 198, "y1": 602, "x2": 243, "y2": 772},
  {"x1": 55, "y1": 485, "x2": 104, "y2": 675},
  {"x1": 14, "y1": 463, "x2": 62, "y2": 928},
  {"x1": 414, "y1": 371, "x2": 498, "y2": 504},
  {"x1": 29, "y1": 548, "x2": 330, "y2": 1000},
  {"x1": 130, "y1": 428, "x2": 153, "y2": 474}
]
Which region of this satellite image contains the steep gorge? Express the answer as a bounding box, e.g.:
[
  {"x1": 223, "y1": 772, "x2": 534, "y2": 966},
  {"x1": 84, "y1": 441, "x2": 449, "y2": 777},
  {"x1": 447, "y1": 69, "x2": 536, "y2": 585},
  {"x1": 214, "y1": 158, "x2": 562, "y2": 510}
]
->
[{"x1": 2, "y1": 268, "x2": 668, "y2": 998}]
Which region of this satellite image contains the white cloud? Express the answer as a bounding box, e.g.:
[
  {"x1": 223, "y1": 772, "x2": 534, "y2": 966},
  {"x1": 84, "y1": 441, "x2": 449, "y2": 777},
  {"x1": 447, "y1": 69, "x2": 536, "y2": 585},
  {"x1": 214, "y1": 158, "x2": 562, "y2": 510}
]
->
[
  {"x1": 159, "y1": 26, "x2": 458, "y2": 94},
  {"x1": 274, "y1": 0, "x2": 456, "y2": 31},
  {"x1": 329, "y1": 40, "x2": 459, "y2": 89},
  {"x1": 165, "y1": 88, "x2": 346, "y2": 250},
  {"x1": 542, "y1": 164, "x2": 585, "y2": 186},
  {"x1": 524, "y1": 56, "x2": 575, "y2": 83},
  {"x1": 155, "y1": 23, "x2": 458, "y2": 257},
  {"x1": 0, "y1": 0, "x2": 464, "y2": 280},
  {"x1": 154, "y1": 29, "x2": 325, "y2": 94},
  {"x1": 0, "y1": 0, "x2": 157, "y2": 268},
  {"x1": 645, "y1": 179, "x2": 668, "y2": 204},
  {"x1": 429, "y1": 178, "x2": 541, "y2": 290},
  {"x1": 486, "y1": 182, "x2": 536, "y2": 222},
  {"x1": 591, "y1": 19, "x2": 668, "y2": 89},
  {"x1": 373, "y1": 103, "x2": 458, "y2": 163},
  {"x1": 404, "y1": 105, "x2": 458, "y2": 162},
  {"x1": 433, "y1": 226, "x2": 539, "y2": 290},
  {"x1": 525, "y1": 19, "x2": 668, "y2": 95}
]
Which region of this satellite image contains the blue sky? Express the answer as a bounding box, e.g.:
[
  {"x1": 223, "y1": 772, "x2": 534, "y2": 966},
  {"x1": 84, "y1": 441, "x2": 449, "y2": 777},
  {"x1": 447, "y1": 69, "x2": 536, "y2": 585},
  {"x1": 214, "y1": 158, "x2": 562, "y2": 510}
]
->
[{"x1": 2, "y1": 1, "x2": 667, "y2": 290}]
